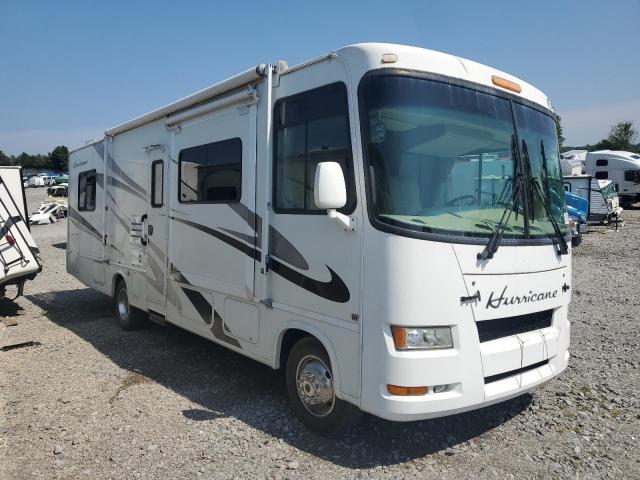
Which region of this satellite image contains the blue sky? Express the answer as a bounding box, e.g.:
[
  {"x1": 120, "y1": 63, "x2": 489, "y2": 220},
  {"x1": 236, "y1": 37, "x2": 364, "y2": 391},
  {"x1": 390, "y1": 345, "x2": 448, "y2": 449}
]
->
[{"x1": 1, "y1": 0, "x2": 639, "y2": 154}]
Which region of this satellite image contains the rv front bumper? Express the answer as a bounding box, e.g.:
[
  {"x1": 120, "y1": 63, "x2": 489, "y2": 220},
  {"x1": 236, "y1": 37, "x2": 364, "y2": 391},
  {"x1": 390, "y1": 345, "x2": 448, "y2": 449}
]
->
[{"x1": 359, "y1": 307, "x2": 570, "y2": 422}]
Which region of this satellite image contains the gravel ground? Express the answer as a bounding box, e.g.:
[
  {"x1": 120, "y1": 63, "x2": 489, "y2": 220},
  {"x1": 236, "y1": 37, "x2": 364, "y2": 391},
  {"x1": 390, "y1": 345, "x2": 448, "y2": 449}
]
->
[{"x1": 1, "y1": 188, "x2": 639, "y2": 479}]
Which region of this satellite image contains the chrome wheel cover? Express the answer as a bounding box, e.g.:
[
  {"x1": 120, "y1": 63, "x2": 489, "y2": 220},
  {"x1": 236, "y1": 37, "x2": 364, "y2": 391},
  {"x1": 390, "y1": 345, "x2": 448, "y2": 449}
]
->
[
  {"x1": 117, "y1": 288, "x2": 129, "y2": 320},
  {"x1": 296, "y1": 354, "x2": 335, "y2": 417}
]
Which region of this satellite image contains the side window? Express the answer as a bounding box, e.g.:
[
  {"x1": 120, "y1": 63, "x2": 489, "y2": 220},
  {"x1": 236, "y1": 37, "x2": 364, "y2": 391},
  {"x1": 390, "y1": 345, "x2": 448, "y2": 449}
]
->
[
  {"x1": 596, "y1": 159, "x2": 608, "y2": 167},
  {"x1": 78, "y1": 170, "x2": 96, "y2": 211},
  {"x1": 624, "y1": 170, "x2": 640, "y2": 183},
  {"x1": 179, "y1": 138, "x2": 242, "y2": 203},
  {"x1": 273, "y1": 82, "x2": 355, "y2": 214},
  {"x1": 595, "y1": 171, "x2": 608, "y2": 180},
  {"x1": 151, "y1": 160, "x2": 164, "y2": 207}
]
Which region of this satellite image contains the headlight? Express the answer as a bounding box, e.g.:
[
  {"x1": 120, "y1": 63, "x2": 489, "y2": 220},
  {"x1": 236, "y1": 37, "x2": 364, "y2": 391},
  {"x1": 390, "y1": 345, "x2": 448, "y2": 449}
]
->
[{"x1": 390, "y1": 326, "x2": 453, "y2": 350}]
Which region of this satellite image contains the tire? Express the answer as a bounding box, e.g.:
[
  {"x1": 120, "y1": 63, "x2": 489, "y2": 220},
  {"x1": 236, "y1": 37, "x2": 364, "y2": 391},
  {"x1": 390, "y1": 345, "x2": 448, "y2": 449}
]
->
[
  {"x1": 286, "y1": 336, "x2": 362, "y2": 436},
  {"x1": 114, "y1": 279, "x2": 147, "y2": 330}
]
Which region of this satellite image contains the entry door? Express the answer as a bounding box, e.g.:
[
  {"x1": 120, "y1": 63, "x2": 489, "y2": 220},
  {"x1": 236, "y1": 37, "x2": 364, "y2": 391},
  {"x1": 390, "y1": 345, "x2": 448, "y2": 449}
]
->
[
  {"x1": 145, "y1": 151, "x2": 169, "y2": 313},
  {"x1": 262, "y1": 74, "x2": 362, "y2": 323},
  {"x1": 169, "y1": 101, "x2": 258, "y2": 331}
]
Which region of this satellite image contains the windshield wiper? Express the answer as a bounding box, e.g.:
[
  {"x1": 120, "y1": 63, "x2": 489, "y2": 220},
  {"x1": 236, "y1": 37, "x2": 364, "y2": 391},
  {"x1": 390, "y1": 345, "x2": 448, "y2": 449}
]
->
[
  {"x1": 530, "y1": 177, "x2": 569, "y2": 255},
  {"x1": 526, "y1": 139, "x2": 569, "y2": 255},
  {"x1": 477, "y1": 172, "x2": 525, "y2": 260},
  {"x1": 477, "y1": 136, "x2": 525, "y2": 260}
]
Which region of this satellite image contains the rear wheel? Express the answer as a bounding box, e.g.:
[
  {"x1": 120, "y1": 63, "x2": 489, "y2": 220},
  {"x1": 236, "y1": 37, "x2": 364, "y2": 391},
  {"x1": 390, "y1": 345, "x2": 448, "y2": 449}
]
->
[
  {"x1": 286, "y1": 337, "x2": 362, "y2": 436},
  {"x1": 114, "y1": 279, "x2": 146, "y2": 330}
]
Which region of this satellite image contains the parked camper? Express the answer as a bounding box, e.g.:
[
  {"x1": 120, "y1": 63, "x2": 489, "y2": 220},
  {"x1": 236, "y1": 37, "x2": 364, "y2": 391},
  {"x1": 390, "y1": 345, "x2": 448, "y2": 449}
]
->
[
  {"x1": 68, "y1": 43, "x2": 572, "y2": 434},
  {"x1": 27, "y1": 175, "x2": 45, "y2": 188},
  {"x1": 585, "y1": 150, "x2": 640, "y2": 205},
  {"x1": 0, "y1": 166, "x2": 42, "y2": 298},
  {"x1": 563, "y1": 175, "x2": 622, "y2": 225},
  {"x1": 560, "y1": 150, "x2": 586, "y2": 176}
]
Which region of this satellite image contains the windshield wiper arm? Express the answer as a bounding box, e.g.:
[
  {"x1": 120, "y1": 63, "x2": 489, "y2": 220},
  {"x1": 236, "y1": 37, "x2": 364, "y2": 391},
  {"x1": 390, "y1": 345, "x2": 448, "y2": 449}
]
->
[
  {"x1": 530, "y1": 178, "x2": 569, "y2": 255},
  {"x1": 477, "y1": 172, "x2": 525, "y2": 260}
]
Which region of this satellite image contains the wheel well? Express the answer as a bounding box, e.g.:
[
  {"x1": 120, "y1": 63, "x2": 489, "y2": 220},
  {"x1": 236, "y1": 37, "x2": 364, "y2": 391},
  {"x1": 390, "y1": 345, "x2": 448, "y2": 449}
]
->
[
  {"x1": 111, "y1": 274, "x2": 125, "y2": 297},
  {"x1": 279, "y1": 329, "x2": 314, "y2": 370}
]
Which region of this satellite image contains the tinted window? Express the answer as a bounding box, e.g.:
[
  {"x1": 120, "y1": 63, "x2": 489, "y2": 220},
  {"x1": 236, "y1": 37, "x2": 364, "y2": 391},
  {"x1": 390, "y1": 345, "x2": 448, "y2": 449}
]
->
[
  {"x1": 78, "y1": 170, "x2": 96, "y2": 211},
  {"x1": 151, "y1": 160, "x2": 163, "y2": 207},
  {"x1": 273, "y1": 82, "x2": 355, "y2": 214},
  {"x1": 595, "y1": 171, "x2": 608, "y2": 179},
  {"x1": 596, "y1": 159, "x2": 608, "y2": 167},
  {"x1": 624, "y1": 169, "x2": 640, "y2": 183},
  {"x1": 179, "y1": 138, "x2": 242, "y2": 203}
]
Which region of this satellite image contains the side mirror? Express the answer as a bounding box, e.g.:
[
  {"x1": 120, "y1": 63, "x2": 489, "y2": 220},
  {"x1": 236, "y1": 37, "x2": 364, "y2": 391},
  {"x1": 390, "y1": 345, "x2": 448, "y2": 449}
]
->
[{"x1": 314, "y1": 162, "x2": 346, "y2": 210}]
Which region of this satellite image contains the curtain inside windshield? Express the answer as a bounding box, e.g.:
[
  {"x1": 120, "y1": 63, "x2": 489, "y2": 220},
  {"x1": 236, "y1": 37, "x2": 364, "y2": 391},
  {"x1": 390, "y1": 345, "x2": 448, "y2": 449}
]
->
[{"x1": 361, "y1": 74, "x2": 565, "y2": 239}]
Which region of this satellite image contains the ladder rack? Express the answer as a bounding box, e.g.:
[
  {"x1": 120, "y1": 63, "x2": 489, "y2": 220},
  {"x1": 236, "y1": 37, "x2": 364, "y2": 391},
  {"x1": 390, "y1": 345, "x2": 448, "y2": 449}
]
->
[{"x1": 0, "y1": 178, "x2": 31, "y2": 274}]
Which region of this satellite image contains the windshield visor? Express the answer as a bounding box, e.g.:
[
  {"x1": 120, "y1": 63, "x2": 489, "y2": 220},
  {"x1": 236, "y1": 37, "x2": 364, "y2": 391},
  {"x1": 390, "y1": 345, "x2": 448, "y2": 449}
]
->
[{"x1": 360, "y1": 73, "x2": 566, "y2": 241}]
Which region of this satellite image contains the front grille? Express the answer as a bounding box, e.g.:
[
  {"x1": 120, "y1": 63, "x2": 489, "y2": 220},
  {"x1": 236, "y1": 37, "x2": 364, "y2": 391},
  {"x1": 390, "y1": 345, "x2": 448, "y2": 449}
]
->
[
  {"x1": 476, "y1": 309, "x2": 553, "y2": 343},
  {"x1": 484, "y1": 360, "x2": 549, "y2": 384}
]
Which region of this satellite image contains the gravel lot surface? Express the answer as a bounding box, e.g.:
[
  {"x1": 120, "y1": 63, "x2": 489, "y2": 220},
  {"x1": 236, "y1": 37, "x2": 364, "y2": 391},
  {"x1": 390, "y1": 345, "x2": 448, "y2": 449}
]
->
[{"x1": 1, "y1": 188, "x2": 639, "y2": 479}]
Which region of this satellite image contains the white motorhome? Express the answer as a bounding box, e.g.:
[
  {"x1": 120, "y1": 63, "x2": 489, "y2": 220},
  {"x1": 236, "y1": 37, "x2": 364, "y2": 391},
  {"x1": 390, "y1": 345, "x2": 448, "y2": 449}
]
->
[
  {"x1": 586, "y1": 150, "x2": 640, "y2": 205},
  {"x1": 0, "y1": 166, "x2": 42, "y2": 298},
  {"x1": 68, "y1": 43, "x2": 572, "y2": 434}
]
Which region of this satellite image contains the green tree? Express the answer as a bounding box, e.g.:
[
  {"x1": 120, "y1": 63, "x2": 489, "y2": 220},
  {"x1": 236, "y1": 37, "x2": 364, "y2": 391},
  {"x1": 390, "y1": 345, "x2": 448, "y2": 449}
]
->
[
  {"x1": 0, "y1": 150, "x2": 11, "y2": 166},
  {"x1": 606, "y1": 121, "x2": 637, "y2": 150},
  {"x1": 49, "y1": 145, "x2": 69, "y2": 172},
  {"x1": 554, "y1": 113, "x2": 565, "y2": 148}
]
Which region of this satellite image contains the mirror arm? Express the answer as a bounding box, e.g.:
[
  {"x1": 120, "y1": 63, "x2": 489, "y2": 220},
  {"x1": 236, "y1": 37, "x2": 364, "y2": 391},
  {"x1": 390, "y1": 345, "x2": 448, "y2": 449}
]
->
[{"x1": 327, "y1": 209, "x2": 356, "y2": 232}]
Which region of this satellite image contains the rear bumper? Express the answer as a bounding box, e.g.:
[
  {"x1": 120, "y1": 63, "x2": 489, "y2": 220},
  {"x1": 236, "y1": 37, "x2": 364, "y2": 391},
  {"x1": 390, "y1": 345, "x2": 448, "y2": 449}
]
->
[{"x1": 359, "y1": 307, "x2": 570, "y2": 422}]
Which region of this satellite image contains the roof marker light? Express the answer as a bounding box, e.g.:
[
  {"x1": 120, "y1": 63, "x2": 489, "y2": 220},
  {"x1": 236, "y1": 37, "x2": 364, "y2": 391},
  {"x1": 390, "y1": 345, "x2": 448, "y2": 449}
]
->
[
  {"x1": 491, "y1": 75, "x2": 522, "y2": 93},
  {"x1": 381, "y1": 53, "x2": 398, "y2": 64}
]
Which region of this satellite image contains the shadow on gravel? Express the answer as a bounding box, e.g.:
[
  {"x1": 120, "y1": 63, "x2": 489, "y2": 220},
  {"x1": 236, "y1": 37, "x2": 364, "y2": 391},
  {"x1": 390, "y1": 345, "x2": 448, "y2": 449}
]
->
[
  {"x1": 51, "y1": 242, "x2": 67, "y2": 249},
  {"x1": 0, "y1": 297, "x2": 24, "y2": 317},
  {"x1": 27, "y1": 287, "x2": 532, "y2": 468}
]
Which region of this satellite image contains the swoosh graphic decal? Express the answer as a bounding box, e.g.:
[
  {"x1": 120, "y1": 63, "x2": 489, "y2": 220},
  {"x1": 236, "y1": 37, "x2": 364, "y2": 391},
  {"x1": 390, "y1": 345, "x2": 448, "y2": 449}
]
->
[
  {"x1": 107, "y1": 153, "x2": 146, "y2": 197},
  {"x1": 170, "y1": 264, "x2": 241, "y2": 348},
  {"x1": 269, "y1": 258, "x2": 350, "y2": 303},
  {"x1": 173, "y1": 217, "x2": 261, "y2": 261},
  {"x1": 228, "y1": 203, "x2": 308, "y2": 271},
  {"x1": 108, "y1": 177, "x2": 146, "y2": 202},
  {"x1": 106, "y1": 192, "x2": 131, "y2": 233},
  {"x1": 68, "y1": 208, "x2": 102, "y2": 242},
  {"x1": 174, "y1": 216, "x2": 350, "y2": 303}
]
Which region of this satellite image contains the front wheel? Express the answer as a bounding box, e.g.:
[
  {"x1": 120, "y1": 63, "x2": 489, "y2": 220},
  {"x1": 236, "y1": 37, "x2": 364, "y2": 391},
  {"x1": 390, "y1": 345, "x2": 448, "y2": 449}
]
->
[
  {"x1": 286, "y1": 337, "x2": 362, "y2": 436},
  {"x1": 114, "y1": 279, "x2": 146, "y2": 330}
]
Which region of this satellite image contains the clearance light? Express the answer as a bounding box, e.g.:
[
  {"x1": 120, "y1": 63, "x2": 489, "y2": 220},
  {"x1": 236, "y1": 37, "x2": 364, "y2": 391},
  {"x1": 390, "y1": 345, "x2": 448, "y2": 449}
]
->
[
  {"x1": 491, "y1": 75, "x2": 522, "y2": 93},
  {"x1": 390, "y1": 326, "x2": 453, "y2": 350},
  {"x1": 387, "y1": 385, "x2": 428, "y2": 396},
  {"x1": 381, "y1": 53, "x2": 398, "y2": 64}
]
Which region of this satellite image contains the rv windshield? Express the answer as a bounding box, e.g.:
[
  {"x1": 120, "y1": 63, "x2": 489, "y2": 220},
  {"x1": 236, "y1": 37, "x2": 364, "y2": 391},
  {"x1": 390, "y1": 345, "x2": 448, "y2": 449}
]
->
[{"x1": 360, "y1": 73, "x2": 567, "y2": 241}]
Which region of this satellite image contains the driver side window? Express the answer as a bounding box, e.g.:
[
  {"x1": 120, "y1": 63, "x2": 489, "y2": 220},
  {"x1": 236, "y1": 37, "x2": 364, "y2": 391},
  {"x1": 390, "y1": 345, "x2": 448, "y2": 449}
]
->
[{"x1": 273, "y1": 82, "x2": 356, "y2": 214}]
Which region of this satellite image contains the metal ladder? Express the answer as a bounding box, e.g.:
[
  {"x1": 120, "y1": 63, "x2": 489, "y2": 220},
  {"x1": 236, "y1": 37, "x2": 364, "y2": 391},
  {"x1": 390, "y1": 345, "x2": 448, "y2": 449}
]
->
[{"x1": 0, "y1": 177, "x2": 31, "y2": 274}]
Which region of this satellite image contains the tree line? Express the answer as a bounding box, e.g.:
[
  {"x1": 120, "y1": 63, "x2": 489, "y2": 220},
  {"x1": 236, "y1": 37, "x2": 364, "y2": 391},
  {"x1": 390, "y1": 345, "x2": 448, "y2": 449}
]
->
[
  {"x1": 557, "y1": 117, "x2": 639, "y2": 154},
  {"x1": 0, "y1": 146, "x2": 69, "y2": 172}
]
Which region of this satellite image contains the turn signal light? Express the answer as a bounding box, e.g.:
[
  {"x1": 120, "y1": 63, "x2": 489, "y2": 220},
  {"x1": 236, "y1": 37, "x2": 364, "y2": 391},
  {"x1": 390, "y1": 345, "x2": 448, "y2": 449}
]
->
[
  {"x1": 387, "y1": 385, "x2": 428, "y2": 396},
  {"x1": 491, "y1": 75, "x2": 522, "y2": 93}
]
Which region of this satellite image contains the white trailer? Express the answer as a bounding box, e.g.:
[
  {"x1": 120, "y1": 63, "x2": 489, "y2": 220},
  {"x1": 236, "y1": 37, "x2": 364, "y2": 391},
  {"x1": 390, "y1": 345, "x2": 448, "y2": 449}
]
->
[
  {"x1": 0, "y1": 166, "x2": 42, "y2": 298},
  {"x1": 563, "y1": 174, "x2": 622, "y2": 225},
  {"x1": 68, "y1": 43, "x2": 572, "y2": 434},
  {"x1": 585, "y1": 150, "x2": 640, "y2": 205}
]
